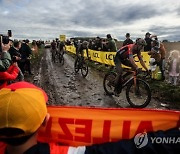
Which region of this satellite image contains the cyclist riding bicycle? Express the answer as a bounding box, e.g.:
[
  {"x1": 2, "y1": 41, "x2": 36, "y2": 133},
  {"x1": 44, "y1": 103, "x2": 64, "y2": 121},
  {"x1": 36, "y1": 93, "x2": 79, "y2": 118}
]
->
[
  {"x1": 51, "y1": 40, "x2": 57, "y2": 54},
  {"x1": 114, "y1": 38, "x2": 149, "y2": 96},
  {"x1": 58, "y1": 41, "x2": 65, "y2": 54},
  {"x1": 76, "y1": 40, "x2": 89, "y2": 60}
]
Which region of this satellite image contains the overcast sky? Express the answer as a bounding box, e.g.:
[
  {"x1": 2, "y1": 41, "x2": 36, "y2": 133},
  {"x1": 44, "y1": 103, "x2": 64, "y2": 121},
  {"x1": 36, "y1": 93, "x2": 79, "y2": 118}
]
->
[{"x1": 0, "y1": 0, "x2": 180, "y2": 41}]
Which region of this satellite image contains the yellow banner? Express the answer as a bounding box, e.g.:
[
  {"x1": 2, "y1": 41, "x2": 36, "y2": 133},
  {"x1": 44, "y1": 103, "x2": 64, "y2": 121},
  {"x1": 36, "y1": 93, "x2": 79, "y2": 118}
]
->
[
  {"x1": 38, "y1": 106, "x2": 179, "y2": 146},
  {"x1": 65, "y1": 45, "x2": 150, "y2": 70},
  {"x1": 60, "y1": 35, "x2": 66, "y2": 41}
]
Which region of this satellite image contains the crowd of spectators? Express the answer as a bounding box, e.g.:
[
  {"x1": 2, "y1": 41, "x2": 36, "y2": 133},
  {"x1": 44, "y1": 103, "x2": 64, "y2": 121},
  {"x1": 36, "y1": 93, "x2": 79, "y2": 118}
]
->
[
  {"x1": 65, "y1": 32, "x2": 179, "y2": 85},
  {"x1": 0, "y1": 35, "x2": 44, "y2": 89}
]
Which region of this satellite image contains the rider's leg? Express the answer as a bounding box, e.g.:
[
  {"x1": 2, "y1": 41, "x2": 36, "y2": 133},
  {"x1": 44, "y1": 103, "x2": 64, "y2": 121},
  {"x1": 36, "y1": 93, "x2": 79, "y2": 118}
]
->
[{"x1": 114, "y1": 56, "x2": 123, "y2": 95}]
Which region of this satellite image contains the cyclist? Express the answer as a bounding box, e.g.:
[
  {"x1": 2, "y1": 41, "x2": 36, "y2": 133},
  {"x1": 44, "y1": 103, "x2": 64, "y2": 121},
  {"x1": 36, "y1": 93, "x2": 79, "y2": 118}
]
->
[
  {"x1": 113, "y1": 38, "x2": 149, "y2": 96},
  {"x1": 76, "y1": 40, "x2": 89, "y2": 58},
  {"x1": 58, "y1": 41, "x2": 65, "y2": 55},
  {"x1": 50, "y1": 40, "x2": 57, "y2": 60},
  {"x1": 75, "y1": 41, "x2": 89, "y2": 67}
]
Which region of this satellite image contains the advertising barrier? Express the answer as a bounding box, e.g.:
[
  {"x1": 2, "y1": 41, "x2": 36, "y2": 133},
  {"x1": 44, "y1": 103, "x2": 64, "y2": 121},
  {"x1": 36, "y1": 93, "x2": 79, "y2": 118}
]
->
[{"x1": 65, "y1": 45, "x2": 151, "y2": 70}]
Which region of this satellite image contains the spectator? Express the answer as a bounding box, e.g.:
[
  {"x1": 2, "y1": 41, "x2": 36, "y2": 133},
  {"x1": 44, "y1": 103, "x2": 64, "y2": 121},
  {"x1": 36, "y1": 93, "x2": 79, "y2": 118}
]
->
[
  {"x1": 0, "y1": 62, "x2": 19, "y2": 89},
  {"x1": 19, "y1": 39, "x2": 33, "y2": 75},
  {"x1": 88, "y1": 39, "x2": 93, "y2": 50},
  {"x1": 31, "y1": 40, "x2": 38, "y2": 57},
  {"x1": 94, "y1": 36, "x2": 102, "y2": 51},
  {"x1": 158, "y1": 38, "x2": 166, "y2": 80},
  {"x1": 148, "y1": 40, "x2": 161, "y2": 68},
  {"x1": 102, "y1": 39, "x2": 108, "y2": 51},
  {"x1": 122, "y1": 33, "x2": 133, "y2": 46},
  {"x1": 144, "y1": 32, "x2": 152, "y2": 52},
  {"x1": 0, "y1": 82, "x2": 179, "y2": 154},
  {"x1": 149, "y1": 36, "x2": 167, "y2": 80},
  {"x1": 0, "y1": 37, "x2": 19, "y2": 89},
  {"x1": 106, "y1": 34, "x2": 117, "y2": 52},
  {"x1": 0, "y1": 36, "x2": 12, "y2": 71},
  {"x1": 167, "y1": 50, "x2": 180, "y2": 85},
  {"x1": 8, "y1": 40, "x2": 24, "y2": 81}
]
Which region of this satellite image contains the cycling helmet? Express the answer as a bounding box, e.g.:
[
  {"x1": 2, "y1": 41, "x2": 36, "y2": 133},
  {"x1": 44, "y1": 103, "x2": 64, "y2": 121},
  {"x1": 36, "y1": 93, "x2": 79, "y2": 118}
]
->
[
  {"x1": 136, "y1": 38, "x2": 147, "y2": 46},
  {"x1": 82, "y1": 41, "x2": 88, "y2": 46}
]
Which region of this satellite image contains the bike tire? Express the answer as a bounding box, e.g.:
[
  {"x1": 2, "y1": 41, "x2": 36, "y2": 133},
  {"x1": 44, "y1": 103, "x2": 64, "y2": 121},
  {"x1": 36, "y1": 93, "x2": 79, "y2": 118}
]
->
[
  {"x1": 74, "y1": 58, "x2": 80, "y2": 73},
  {"x1": 126, "y1": 79, "x2": 151, "y2": 108},
  {"x1": 59, "y1": 54, "x2": 64, "y2": 65},
  {"x1": 103, "y1": 72, "x2": 116, "y2": 95},
  {"x1": 52, "y1": 54, "x2": 56, "y2": 63},
  {"x1": 81, "y1": 62, "x2": 88, "y2": 78}
]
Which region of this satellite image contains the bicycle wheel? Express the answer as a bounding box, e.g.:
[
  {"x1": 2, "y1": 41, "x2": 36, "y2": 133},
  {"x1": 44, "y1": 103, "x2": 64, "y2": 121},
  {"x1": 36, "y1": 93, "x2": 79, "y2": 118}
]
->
[
  {"x1": 81, "y1": 61, "x2": 88, "y2": 78},
  {"x1": 52, "y1": 53, "x2": 56, "y2": 63},
  {"x1": 126, "y1": 79, "x2": 151, "y2": 108},
  {"x1": 103, "y1": 72, "x2": 116, "y2": 95},
  {"x1": 59, "y1": 54, "x2": 64, "y2": 65},
  {"x1": 74, "y1": 58, "x2": 80, "y2": 73}
]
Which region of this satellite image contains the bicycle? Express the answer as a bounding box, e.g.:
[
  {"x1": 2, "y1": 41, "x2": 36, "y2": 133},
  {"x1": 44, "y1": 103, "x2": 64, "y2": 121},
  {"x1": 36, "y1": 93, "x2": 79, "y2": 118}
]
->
[
  {"x1": 74, "y1": 55, "x2": 88, "y2": 78},
  {"x1": 51, "y1": 49, "x2": 58, "y2": 63},
  {"x1": 103, "y1": 68, "x2": 151, "y2": 108}
]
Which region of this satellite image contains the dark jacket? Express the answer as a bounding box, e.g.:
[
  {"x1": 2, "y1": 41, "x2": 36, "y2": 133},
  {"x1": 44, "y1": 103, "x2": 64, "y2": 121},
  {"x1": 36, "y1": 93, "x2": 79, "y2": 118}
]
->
[
  {"x1": 19, "y1": 43, "x2": 32, "y2": 60},
  {"x1": 123, "y1": 39, "x2": 133, "y2": 46},
  {"x1": 144, "y1": 37, "x2": 152, "y2": 51}
]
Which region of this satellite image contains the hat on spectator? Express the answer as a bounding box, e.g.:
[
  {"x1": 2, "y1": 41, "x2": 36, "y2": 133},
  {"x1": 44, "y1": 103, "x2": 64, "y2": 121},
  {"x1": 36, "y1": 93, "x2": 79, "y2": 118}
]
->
[
  {"x1": 145, "y1": 32, "x2": 151, "y2": 35},
  {"x1": 126, "y1": 33, "x2": 130, "y2": 37},
  {"x1": 106, "y1": 34, "x2": 112, "y2": 39},
  {"x1": 0, "y1": 82, "x2": 48, "y2": 138},
  {"x1": 25, "y1": 39, "x2": 29, "y2": 43}
]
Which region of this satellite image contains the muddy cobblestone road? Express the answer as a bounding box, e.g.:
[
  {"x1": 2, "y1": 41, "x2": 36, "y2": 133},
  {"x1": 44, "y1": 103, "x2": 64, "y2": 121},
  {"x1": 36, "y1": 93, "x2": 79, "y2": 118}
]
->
[{"x1": 38, "y1": 49, "x2": 167, "y2": 109}]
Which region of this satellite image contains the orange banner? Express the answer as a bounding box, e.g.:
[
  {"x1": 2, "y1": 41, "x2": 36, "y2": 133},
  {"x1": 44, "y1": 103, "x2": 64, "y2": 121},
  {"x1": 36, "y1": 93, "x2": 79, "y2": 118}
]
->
[{"x1": 38, "y1": 106, "x2": 180, "y2": 146}]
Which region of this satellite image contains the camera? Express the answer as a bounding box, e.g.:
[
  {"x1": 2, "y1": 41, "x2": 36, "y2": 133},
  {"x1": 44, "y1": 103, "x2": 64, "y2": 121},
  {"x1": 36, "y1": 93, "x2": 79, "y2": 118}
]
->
[{"x1": 0, "y1": 30, "x2": 12, "y2": 52}]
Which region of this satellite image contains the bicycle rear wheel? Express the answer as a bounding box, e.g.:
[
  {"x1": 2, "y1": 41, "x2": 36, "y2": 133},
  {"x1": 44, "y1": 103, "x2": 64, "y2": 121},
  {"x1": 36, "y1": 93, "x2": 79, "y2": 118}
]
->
[
  {"x1": 52, "y1": 52, "x2": 56, "y2": 63},
  {"x1": 103, "y1": 72, "x2": 116, "y2": 95},
  {"x1": 81, "y1": 61, "x2": 88, "y2": 78},
  {"x1": 59, "y1": 54, "x2": 64, "y2": 65},
  {"x1": 126, "y1": 79, "x2": 151, "y2": 108}
]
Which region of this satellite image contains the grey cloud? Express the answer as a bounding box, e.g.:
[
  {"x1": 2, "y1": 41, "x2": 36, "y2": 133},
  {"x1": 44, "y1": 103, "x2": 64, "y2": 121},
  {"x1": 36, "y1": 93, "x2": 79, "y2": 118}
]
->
[
  {"x1": 0, "y1": 0, "x2": 180, "y2": 41},
  {"x1": 69, "y1": 1, "x2": 164, "y2": 28},
  {"x1": 149, "y1": 25, "x2": 180, "y2": 41}
]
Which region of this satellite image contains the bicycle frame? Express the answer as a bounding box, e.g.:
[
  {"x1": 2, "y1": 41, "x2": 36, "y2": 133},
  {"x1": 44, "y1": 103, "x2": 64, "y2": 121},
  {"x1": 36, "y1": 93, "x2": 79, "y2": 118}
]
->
[
  {"x1": 122, "y1": 75, "x2": 134, "y2": 88},
  {"x1": 121, "y1": 71, "x2": 137, "y2": 89}
]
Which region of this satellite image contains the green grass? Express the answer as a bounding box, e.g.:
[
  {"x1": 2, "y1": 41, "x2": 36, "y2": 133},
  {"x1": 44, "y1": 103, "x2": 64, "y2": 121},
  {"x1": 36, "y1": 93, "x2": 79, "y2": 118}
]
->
[{"x1": 148, "y1": 80, "x2": 180, "y2": 103}]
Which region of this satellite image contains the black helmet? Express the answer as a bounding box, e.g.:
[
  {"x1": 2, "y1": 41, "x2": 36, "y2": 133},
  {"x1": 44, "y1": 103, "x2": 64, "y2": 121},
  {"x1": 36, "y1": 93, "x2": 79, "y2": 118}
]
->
[
  {"x1": 82, "y1": 41, "x2": 88, "y2": 46},
  {"x1": 126, "y1": 33, "x2": 130, "y2": 37}
]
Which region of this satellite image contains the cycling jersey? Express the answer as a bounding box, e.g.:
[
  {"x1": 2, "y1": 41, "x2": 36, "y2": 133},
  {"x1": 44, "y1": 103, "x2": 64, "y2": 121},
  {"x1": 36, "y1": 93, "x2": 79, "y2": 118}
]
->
[
  {"x1": 76, "y1": 43, "x2": 88, "y2": 58},
  {"x1": 116, "y1": 44, "x2": 140, "y2": 60},
  {"x1": 51, "y1": 42, "x2": 57, "y2": 50}
]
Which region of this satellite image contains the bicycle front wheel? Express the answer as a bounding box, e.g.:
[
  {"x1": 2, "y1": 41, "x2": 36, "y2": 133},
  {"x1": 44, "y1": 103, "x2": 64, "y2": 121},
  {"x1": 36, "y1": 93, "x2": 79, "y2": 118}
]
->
[
  {"x1": 52, "y1": 53, "x2": 56, "y2": 63},
  {"x1": 126, "y1": 79, "x2": 151, "y2": 108},
  {"x1": 74, "y1": 58, "x2": 80, "y2": 73},
  {"x1": 59, "y1": 54, "x2": 64, "y2": 65},
  {"x1": 81, "y1": 61, "x2": 88, "y2": 78}
]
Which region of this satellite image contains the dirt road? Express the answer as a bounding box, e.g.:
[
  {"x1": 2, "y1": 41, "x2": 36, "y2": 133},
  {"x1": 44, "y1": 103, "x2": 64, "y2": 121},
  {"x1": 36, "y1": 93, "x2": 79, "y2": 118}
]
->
[{"x1": 37, "y1": 48, "x2": 168, "y2": 109}]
